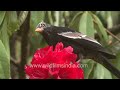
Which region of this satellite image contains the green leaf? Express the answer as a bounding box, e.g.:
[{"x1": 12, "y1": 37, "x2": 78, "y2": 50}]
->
[
  {"x1": 68, "y1": 12, "x2": 83, "y2": 31},
  {"x1": 81, "y1": 59, "x2": 95, "y2": 79},
  {"x1": 18, "y1": 11, "x2": 28, "y2": 27},
  {"x1": 93, "y1": 63, "x2": 112, "y2": 79},
  {"x1": 112, "y1": 51, "x2": 120, "y2": 78},
  {"x1": 54, "y1": 11, "x2": 60, "y2": 26},
  {"x1": 96, "y1": 11, "x2": 113, "y2": 28},
  {"x1": 6, "y1": 11, "x2": 19, "y2": 35},
  {"x1": 30, "y1": 11, "x2": 45, "y2": 34},
  {"x1": 0, "y1": 11, "x2": 6, "y2": 27},
  {"x1": 48, "y1": 11, "x2": 54, "y2": 25},
  {"x1": 79, "y1": 12, "x2": 95, "y2": 38},
  {"x1": 0, "y1": 40, "x2": 10, "y2": 79},
  {"x1": 106, "y1": 11, "x2": 113, "y2": 28},
  {"x1": 92, "y1": 14, "x2": 109, "y2": 44},
  {"x1": 0, "y1": 17, "x2": 10, "y2": 56},
  {"x1": 0, "y1": 14, "x2": 10, "y2": 78}
]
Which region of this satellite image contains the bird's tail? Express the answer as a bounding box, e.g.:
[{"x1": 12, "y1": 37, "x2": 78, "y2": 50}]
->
[
  {"x1": 99, "y1": 51, "x2": 116, "y2": 59},
  {"x1": 97, "y1": 53, "x2": 120, "y2": 79}
]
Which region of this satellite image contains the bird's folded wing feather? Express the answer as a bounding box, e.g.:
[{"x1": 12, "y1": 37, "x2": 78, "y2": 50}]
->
[{"x1": 58, "y1": 31, "x2": 103, "y2": 50}]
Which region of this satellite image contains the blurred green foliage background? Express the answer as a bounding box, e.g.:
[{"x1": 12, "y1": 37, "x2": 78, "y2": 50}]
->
[{"x1": 0, "y1": 11, "x2": 120, "y2": 79}]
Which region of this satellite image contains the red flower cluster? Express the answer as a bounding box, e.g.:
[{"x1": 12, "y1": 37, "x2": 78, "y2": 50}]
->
[{"x1": 25, "y1": 42, "x2": 84, "y2": 79}]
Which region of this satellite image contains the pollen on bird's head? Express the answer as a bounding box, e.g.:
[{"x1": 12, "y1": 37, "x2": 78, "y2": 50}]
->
[{"x1": 36, "y1": 21, "x2": 50, "y2": 29}]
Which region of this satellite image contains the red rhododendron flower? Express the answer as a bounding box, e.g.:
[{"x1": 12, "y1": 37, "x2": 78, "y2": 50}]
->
[{"x1": 25, "y1": 42, "x2": 84, "y2": 79}]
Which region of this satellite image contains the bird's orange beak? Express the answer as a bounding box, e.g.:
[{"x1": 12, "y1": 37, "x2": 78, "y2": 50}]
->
[{"x1": 35, "y1": 27, "x2": 44, "y2": 33}]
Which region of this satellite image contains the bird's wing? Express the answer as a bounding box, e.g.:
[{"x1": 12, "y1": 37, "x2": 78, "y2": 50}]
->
[
  {"x1": 57, "y1": 31, "x2": 104, "y2": 50},
  {"x1": 57, "y1": 31, "x2": 116, "y2": 59}
]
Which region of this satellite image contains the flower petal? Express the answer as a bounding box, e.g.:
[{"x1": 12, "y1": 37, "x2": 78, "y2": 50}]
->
[
  {"x1": 25, "y1": 65, "x2": 49, "y2": 79},
  {"x1": 54, "y1": 42, "x2": 63, "y2": 52},
  {"x1": 58, "y1": 63, "x2": 84, "y2": 79}
]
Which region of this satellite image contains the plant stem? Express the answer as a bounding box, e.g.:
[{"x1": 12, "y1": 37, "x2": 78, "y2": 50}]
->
[{"x1": 18, "y1": 12, "x2": 30, "y2": 79}]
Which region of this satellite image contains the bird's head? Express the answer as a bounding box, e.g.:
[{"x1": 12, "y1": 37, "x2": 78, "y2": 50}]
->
[
  {"x1": 35, "y1": 21, "x2": 52, "y2": 33},
  {"x1": 35, "y1": 21, "x2": 60, "y2": 45},
  {"x1": 35, "y1": 21, "x2": 75, "y2": 36}
]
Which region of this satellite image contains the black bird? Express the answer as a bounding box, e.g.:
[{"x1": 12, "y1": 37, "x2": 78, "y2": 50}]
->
[{"x1": 35, "y1": 21, "x2": 120, "y2": 78}]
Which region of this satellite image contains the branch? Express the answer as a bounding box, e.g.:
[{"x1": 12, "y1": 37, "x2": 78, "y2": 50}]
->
[
  {"x1": 10, "y1": 57, "x2": 20, "y2": 68},
  {"x1": 106, "y1": 29, "x2": 120, "y2": 42},
  {"x1": 95, "y1": 24, "x2": 120, "y2": 42},
  {"x1": 18, "y1": 12, "x2": 30, "y2": 79},
  {"x1": 108, "y1": 24, "x2": 120, "y2": 35}
]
